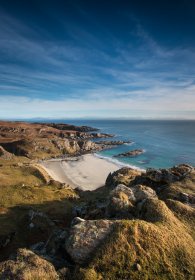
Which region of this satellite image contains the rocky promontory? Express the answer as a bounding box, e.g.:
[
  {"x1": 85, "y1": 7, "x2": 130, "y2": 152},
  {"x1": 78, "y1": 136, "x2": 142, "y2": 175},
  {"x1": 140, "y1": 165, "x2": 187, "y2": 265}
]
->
[{"x1": 0, "y1": 121, "x2": 115, "y2": 160}]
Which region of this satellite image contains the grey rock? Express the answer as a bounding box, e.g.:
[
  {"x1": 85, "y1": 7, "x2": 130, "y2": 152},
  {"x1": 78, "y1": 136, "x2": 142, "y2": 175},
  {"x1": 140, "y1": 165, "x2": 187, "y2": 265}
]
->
[
  {"x1": 132, "y1": 184, "x2": 157, "y2": 202},
  {"x1": 65, "y1": 219, "x2": 115, "y2": 264},
  {"x1": 106, "y1": 184, "x2": 135, "y2": 218}
]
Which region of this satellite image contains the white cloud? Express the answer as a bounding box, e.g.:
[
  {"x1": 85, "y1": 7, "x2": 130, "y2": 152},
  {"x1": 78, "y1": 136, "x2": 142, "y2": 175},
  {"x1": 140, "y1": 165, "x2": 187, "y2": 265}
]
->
[{"x1": 0, "y1": 84, "x2": 195, "y2": 119}]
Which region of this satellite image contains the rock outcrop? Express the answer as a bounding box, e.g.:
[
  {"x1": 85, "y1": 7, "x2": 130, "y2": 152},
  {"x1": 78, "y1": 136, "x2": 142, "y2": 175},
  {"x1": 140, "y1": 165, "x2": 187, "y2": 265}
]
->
[
  {"x1": 114, "y1": 149, "x2": 144, "y2": 157},
  {"x1": 106, "y1": 183, "x2": 157, "y2": 218},
  {"x1": 106, "y1": 184, "x2": 135, "y2": 218},
  {"x1": 146, "y1": 164, "x2": 194, "y2": 184},
  {"x1": 132, "y1": 184, "x2": 157, "y2": 202},
  {"x1": 106, "y1": 167, "x2": 143, "y2": 188}
]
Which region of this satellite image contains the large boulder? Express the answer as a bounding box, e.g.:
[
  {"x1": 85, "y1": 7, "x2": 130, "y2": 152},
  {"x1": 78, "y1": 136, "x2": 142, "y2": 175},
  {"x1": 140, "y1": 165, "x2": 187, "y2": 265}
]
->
[
  {"x1": 132, "y1": 184, "x2": 157, "y2": 202},
  {"x1": 106, "y1": 184, "x2": 157, "y2": 218},
  {"x1": 0, "y1": 248, "x2": 58, "y2": 280},
  {"x1": 65, "y1": 218, "x2": 115, "y2": 264},
  {"x1": 106, "y1": 184, "x2": 135, "y2": 218}
]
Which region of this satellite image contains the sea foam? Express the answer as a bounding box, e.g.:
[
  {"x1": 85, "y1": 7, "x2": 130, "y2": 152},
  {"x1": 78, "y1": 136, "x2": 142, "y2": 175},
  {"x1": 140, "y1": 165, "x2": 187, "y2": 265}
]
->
[{"x1": 94, "y1": 153, "x2": 145, "y2": 172}]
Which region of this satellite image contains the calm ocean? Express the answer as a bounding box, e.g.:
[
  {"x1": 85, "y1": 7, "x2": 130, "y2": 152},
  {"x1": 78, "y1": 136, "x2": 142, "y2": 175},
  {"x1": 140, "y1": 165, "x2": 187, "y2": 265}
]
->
[{"x1": 42, "y1": 119, "x2": 195, "y2": 170}]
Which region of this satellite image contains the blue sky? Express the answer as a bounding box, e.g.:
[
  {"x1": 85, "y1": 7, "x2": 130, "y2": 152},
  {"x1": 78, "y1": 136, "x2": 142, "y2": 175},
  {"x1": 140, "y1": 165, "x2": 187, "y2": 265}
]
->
[{"x1": 0, "y1": 0, "x2": 195, "y2": 119}]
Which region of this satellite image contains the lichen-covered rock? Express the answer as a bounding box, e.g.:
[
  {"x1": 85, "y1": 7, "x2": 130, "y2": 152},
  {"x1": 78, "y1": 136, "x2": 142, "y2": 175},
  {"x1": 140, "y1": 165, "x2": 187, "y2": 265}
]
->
[
  {"x1": 0, "y1": 248, "x2": 58, "y2": 280},
  {"x1": 132, "y1": 184, "x2": 157, "y2": 202},
  {"x1": 65, "y1": 218, "x2": 115, "y2": 264},
  {"x1": 106, "y1": 184, "x2": 135, "y2": 218}
]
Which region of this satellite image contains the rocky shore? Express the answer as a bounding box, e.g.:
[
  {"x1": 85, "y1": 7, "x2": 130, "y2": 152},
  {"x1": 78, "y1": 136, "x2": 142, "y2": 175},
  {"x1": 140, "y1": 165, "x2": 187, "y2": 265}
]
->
[{"x1": 0, "y1": 121, "x2": 195, "y2": 280}]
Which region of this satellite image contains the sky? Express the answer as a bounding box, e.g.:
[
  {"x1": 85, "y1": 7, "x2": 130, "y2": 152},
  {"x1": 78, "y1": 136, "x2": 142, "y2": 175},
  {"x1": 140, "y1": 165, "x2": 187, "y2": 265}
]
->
[{"x1": 0, "y1": 0, "x2": 195, "y2": 119}]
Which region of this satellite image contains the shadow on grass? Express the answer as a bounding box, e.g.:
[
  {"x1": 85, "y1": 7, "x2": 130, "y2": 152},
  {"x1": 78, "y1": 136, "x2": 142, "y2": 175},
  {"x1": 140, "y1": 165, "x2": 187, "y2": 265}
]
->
[{"x1": 0, "y1": 197, "x2": 76, "y2": 262}]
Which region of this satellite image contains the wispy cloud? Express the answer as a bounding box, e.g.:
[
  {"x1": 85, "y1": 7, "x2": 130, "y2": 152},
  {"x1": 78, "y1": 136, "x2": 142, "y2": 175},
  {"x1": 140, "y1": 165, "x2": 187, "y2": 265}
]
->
[{"x1": 0, "y1": 10, "x2": 195, "y2": 119}]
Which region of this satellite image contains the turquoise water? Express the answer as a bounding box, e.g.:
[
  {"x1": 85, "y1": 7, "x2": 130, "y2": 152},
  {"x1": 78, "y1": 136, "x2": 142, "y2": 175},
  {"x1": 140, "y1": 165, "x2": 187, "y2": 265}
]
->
[{"x1": 63, "y1": 120, "x2": 195, "y2": 169}]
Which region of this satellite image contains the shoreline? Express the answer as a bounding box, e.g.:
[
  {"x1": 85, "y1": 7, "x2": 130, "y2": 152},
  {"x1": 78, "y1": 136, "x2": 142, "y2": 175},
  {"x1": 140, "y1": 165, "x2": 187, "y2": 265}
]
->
[
  {"x1": 94, "y1": 153, "x2": 145, "y2": 171},
  {"x1": 40, "y1": 153, "x2": 122, "y2": 191}
]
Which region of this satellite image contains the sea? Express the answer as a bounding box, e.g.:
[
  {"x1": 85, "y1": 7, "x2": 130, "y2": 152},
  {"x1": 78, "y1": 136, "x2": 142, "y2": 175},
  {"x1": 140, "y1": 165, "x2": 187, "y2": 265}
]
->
[{"x1": 36, "y1": 119, "x2": 195, "y2": 170}]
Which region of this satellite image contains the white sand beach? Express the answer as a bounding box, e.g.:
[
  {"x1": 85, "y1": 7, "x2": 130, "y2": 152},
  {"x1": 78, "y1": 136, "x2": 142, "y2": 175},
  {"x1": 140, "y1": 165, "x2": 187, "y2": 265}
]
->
[{"x1": 40, "y1": 154, "x2": 120, "y2": 191}]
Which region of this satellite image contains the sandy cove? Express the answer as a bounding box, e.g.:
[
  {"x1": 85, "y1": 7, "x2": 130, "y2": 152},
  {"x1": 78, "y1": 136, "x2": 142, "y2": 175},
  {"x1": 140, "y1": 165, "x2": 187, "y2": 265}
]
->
[{"x1": 40, "y1": 154, "x2": 120, "y2": 191}]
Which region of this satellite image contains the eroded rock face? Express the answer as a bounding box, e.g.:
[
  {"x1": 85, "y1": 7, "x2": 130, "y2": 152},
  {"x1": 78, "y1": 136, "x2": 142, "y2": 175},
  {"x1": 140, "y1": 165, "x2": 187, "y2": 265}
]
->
[
  {"x1": 146, "y1": 164, "x2": 194, "y2": 184},
  {"x1": 0, "y1": 249, "x2": 58, "y2": 280},
  {"x1": 65, "y1": 218, "x2": 115, "y2": 264}
]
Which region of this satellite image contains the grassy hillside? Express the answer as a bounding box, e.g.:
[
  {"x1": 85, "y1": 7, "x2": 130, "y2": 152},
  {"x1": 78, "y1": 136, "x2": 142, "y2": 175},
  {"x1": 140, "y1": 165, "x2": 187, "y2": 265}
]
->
[
  {"x1": 0, "y1": 156, "x2": 78, "y2": 261},
  {"x1": 74, "y1": 202, "x2": 195, "y2": 280}
]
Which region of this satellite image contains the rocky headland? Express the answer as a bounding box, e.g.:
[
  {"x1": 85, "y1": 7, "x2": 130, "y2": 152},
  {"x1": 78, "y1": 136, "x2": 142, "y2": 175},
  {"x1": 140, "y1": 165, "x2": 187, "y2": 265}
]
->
[
  {"x1": 0, "y1": 121, "x2": 114, "y2": 160},
  {"x1": 0, "y1": 121, "x2": 194, "y2": 280}
]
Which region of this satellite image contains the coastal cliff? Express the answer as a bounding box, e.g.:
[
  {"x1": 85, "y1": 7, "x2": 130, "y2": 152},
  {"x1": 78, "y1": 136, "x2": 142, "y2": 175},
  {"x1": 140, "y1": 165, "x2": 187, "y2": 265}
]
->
[{"x1": 0, "y1": 121, "x2": 194, "y2": 280}]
